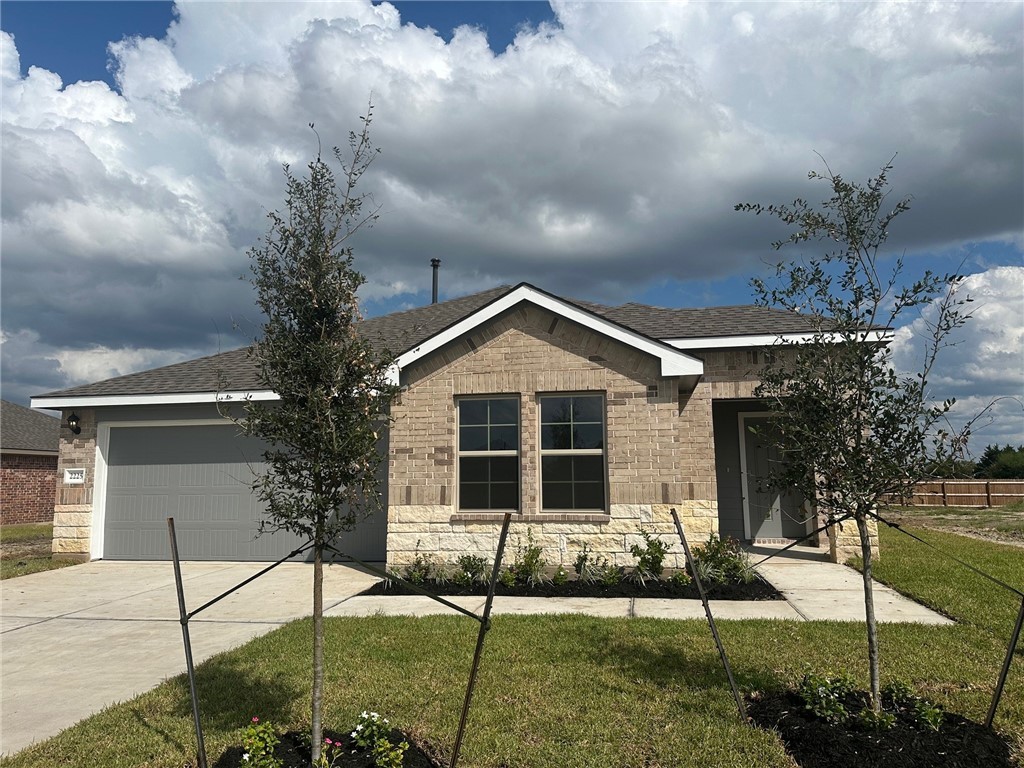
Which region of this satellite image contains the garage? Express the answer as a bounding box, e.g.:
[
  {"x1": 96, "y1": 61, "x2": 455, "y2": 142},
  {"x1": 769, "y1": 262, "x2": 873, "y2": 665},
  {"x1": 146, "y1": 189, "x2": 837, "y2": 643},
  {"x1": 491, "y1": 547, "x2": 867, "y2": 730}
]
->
[{"x1": 102, "y1": 424, "x2": 387, "y2": 561}]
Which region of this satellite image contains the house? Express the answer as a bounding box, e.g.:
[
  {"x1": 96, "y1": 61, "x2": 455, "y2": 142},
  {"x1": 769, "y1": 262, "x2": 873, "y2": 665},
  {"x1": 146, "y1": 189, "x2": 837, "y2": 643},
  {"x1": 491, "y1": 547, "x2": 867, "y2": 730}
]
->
[
  {"x1": 1, "y1": 399, "x2": 60, "y2": 526},
  {"x1": 31, "y1": 283, "x2": 877, "y2": 565}
]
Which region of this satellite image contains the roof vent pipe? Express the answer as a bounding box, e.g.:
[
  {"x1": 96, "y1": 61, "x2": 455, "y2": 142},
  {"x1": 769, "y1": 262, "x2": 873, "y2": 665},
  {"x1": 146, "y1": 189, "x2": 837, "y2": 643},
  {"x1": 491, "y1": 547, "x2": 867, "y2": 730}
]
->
[{"x1": 431, "y1": 258, "x2": 441, "y2": 304}]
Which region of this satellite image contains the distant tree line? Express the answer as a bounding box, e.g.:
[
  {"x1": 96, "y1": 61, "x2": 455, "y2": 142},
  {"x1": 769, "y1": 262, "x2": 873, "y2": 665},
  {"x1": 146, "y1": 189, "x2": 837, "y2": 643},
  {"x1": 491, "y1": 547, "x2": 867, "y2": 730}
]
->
[{"x1": 928, "y1": 445, "x2": 1024, "y2": 479}]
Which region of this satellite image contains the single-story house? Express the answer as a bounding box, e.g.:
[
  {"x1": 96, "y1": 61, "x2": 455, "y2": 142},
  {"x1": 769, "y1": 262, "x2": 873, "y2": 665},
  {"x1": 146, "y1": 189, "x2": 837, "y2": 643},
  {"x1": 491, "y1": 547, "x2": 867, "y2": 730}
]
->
[
  {"x1": 31, "y1": 283, "x2": 877, "y2": 566},
  {"x1": 1, "y1": 399, "x2": 60, "y2": 526}
]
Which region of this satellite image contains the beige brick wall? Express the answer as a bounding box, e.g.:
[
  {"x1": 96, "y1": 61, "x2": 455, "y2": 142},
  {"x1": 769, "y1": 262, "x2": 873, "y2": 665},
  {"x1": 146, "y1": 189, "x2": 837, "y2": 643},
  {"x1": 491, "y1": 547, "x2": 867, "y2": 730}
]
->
[
  {"x1": 386, "y1": 305, "x2": 720, "y2": 567},
  {"x1": 52, "y1": 409, "x2": 96, "y2": 560}
]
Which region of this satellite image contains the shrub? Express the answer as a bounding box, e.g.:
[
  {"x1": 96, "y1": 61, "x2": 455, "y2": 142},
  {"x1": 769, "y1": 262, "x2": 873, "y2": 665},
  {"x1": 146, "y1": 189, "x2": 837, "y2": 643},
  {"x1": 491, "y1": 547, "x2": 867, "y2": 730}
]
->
[
  {"x1": 691, "y1": 533, "x2": 754, "y2": 584},
  {"x1": 455, "y1": 554, "x2": 490, "y2": 584},
  {"x1": 668, "y1": 570, "x2": 692, "y2": 588},
  {"x1": 629, "y1": 528, "x2": 672, "y2": 584},
  {"x1": 241, "y1": 716, "x2": 282, "y2": 768},
  {"x1": 882, "y1": 680, "x2": 944, "y2": 731},
  {"x1": 853, "y1": 707, "x2": 896, "y2": 731},
  {"x1": 797, "y1": 671, "x2": 857, "y2": 725},
  {"x1": 402, "y1": 541, "x2": 438, "y2": 585},
  {"x1": 510, "y1": 528, "x2": 548, "y2": 586},
  {"x1": 552, "y1": 565, "x2": 569, "y2": 585},
  {"x1": 350, "y1": 711, "x2": 408, "y2": 768}
]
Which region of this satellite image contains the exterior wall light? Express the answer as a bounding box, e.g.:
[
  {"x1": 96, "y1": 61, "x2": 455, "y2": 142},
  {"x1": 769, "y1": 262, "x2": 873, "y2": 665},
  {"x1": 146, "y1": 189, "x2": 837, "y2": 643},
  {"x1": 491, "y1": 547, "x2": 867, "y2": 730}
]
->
[{"x1": 67, "y1": 411, "x2": 82, "y2": 435}]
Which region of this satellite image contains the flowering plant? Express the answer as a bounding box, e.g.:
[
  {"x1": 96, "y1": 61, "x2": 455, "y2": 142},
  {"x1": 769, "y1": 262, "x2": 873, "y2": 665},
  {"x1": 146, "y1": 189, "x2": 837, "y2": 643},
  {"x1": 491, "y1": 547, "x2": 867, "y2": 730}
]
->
[
  {"x1": 350, "y1": 711, "x2": 409, "y2": 768},
  {"x1": 312, "y1": 735, "x2": 345, "y2": 768},
  {"x1": 241, "y1": 716, "x2": 282, "y2": 768}
]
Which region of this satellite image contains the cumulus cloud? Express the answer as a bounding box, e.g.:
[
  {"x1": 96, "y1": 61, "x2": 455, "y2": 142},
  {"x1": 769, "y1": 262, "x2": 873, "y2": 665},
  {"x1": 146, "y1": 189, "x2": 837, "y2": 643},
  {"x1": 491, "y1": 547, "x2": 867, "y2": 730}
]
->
[
  {"x1": 0, "y1": 1, "x2": 1021, "y2": 411},
  {"x1": 890, "y1": 266, "x2": 1024, "y2": 447}
]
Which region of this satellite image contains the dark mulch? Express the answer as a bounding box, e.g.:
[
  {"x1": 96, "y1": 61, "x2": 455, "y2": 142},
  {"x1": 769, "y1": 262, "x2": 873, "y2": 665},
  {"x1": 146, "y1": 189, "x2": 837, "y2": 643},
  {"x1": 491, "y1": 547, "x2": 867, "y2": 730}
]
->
[
  {"x1": 747, "y1": 690, "x2": 1015, "y2": 768},
  {"x1": 214, "y1": 728, "x2": 443, "y2": 768},
  {"x1": 362, "y1": 576, "x2": 782, "y2": 600}
]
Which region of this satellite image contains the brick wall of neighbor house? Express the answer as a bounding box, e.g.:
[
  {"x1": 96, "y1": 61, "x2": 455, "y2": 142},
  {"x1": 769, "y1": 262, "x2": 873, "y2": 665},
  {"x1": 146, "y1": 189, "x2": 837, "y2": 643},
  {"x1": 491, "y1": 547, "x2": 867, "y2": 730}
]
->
[
  {"x1": 51, "y1": 409, "x2": 97, "y2": 561},
  {"x1": 386, "y1": 304, "x2": 719, "y2": 569},
  {"x1": 0, "y1": 454, "x2": 58, "y2": 525}
]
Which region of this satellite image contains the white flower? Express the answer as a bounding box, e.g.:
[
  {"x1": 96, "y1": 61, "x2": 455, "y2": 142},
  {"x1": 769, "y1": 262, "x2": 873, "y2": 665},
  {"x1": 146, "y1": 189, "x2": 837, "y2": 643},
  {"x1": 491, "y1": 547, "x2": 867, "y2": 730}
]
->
[{"x1": 242, "y1": 754, "x2": 250, "y2": 762}]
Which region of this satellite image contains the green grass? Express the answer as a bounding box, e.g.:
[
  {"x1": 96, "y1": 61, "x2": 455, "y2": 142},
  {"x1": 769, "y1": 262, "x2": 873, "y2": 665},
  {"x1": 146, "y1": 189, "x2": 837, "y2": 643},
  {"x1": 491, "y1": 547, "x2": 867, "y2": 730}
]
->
[
  {"x1": 4, "y1": 530, "x2": 1023, "y2": 767},
  {"x1": 0, "y1": 523, "x2": 80, "y2": 580}
]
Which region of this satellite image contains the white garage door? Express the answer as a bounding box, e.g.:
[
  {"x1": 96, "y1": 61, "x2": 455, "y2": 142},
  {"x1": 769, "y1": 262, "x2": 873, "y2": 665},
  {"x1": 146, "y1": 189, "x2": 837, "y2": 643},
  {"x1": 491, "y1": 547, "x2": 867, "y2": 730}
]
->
[{"x1": 103, "y1": 424, "x2": 387, "y2": 561}]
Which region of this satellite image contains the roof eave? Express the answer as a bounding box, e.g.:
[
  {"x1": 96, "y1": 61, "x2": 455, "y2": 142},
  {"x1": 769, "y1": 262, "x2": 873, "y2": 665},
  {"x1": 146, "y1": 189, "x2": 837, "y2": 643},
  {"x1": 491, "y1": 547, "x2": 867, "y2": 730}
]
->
[{"x1": 30, "y1": 390, "x2": 279, "y2": 410}]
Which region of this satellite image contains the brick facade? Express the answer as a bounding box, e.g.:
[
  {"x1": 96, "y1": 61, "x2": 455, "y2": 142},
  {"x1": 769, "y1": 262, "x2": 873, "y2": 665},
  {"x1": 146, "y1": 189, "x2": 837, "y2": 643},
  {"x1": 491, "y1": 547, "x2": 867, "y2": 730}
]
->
[
  {"x1": 51, "y1": 409, "x2": 96, "y2": 561},
  {"x1": 0, "y1": 453, "x2": 58, "y2": 525},
  {"x1": 386, "y1": 304, "x2": 719, "y2": 568}
]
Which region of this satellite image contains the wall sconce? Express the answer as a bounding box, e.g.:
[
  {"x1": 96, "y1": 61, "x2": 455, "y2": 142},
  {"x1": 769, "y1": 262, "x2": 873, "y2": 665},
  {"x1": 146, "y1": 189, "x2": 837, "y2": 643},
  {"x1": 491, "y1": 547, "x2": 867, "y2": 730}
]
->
[{"x1": 67, "y1": 412, "x2": 81, "y2": 435}]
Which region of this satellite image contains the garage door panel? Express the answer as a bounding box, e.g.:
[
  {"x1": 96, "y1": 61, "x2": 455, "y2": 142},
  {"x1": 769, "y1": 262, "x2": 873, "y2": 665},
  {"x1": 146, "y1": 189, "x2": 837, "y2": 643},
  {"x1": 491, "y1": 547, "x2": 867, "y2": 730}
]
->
[{"x1": 103, "y1": 424, "x2": 386, "y2": 561}]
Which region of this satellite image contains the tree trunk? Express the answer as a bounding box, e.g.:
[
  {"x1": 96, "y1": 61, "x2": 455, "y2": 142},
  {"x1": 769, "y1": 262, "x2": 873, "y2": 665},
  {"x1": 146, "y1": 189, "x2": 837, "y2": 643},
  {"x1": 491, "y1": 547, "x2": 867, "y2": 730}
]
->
[
  {"x1": 311, "y1": 540, "x2": 324, "y2": 761},
  {"x1": 856, "y1": 513, "x2": 881, "y2": 712}
]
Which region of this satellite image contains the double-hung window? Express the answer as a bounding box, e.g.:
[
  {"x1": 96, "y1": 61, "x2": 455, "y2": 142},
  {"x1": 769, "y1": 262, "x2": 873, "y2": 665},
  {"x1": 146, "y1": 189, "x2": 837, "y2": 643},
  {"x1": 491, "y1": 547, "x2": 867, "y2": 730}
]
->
[
  {"x1": 540, "y1": 394, "x2": 606, "y2": 511},
  {"x1": 457, "y1": 397, "x2": 519, "y2": 511}
]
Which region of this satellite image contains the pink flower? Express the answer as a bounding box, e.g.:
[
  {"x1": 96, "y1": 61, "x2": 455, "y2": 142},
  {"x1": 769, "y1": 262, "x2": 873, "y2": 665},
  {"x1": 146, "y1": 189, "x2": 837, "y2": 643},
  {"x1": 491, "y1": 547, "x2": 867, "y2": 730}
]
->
[
  {"x1": 324, "y1": 738, "x2": 333, "y2": 745},
  {"x1": 252, "y1": 716, "x2": 259, "y2": 723}
]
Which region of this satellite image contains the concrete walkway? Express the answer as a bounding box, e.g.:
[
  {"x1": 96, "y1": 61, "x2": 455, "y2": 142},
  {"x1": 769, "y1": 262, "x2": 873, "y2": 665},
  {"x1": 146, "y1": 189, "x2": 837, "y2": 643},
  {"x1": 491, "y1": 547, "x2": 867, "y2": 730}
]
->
[{"x1": 1, "y1": 553, "x2": 949, "y2": 756}]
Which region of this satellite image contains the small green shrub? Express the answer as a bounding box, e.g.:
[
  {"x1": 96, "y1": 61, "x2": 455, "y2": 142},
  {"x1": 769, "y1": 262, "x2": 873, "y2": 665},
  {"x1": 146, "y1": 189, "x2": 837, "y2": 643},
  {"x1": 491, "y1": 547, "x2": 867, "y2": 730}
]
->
[
  {"x1": 595, "y1": 559, "x2": 625, "y2": 586},
  {"x1": 853, "y1": 707, "x2": 896, "y2": 731},
  {"x1": 350, "y1": 711, "x2": 408, "y2": 768},
  {"x1": 402, "y1": 541, "x2": 438, "y2": 585},
  {"x1": 574, "y1": 543, "x2": 596, "y2": 582},
  {"x1": 455, "y1": 554, "x2": 490, "y2": 584},
  {"x1": 797, "y1": 671, "x2": 857, "y2": 725},
  {"x1": 667, "y1": 570, "x2": 692, "y2": 588},
  {"x1": 882, "y1": 680, "x2": 944, "y2": 731},
  {"x1": 241, "y1": 716, "x2": 282, "y2": 768},
  {"x1": 552, "y1": 565, "x2": 569, "y2": 585},
  {"x1": 691, "y1": 533, "x2": 754, "y2": 584},
  {"x1": 629, "y1": 528, "x2": 672, "y2": 585},
  {"x1": 498, "y1": 568, "x2": 516, "y2": 588},
  {"x1": 510, "y1": 528, "x2": 548, "y2": 586}
]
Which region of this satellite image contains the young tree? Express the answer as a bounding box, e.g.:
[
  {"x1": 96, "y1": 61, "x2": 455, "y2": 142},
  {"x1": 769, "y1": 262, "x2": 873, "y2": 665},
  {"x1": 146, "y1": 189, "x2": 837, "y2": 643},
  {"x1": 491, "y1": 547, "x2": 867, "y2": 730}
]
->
[
  {"x1": 736, "y1": 158, "x2": 972, "y2": 711},
  {"x1": 239, "y1": 110, "x2": 397, "y2": 759}
]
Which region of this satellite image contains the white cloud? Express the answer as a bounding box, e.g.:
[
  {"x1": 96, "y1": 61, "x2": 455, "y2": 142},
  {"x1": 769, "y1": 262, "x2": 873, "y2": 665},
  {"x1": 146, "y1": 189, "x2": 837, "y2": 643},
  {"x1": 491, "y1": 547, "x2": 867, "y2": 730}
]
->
[
  {"x1": 890, "y1": 266, "x2": 1024, "y2": 446},
  {"x1": 0, "y1": 0, "x2": 1020, "y2": 404}
]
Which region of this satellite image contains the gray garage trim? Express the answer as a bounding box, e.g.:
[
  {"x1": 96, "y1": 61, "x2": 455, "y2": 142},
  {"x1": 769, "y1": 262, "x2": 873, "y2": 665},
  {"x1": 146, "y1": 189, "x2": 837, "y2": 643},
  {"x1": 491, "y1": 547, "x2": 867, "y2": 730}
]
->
[{"x1": 98, "y1": 421, "x2": 386, "y2": 562}]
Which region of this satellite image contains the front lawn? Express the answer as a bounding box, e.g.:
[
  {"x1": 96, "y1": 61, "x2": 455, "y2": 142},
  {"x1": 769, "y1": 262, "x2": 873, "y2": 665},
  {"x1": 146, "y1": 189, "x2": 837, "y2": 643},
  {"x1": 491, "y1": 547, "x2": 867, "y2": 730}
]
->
[
  {"x1": 4, "y1": 528, "x2": 1022, "y2": 767},
  {"x1": 0, "y1": 523, "x2": 80, "y2": 579}
]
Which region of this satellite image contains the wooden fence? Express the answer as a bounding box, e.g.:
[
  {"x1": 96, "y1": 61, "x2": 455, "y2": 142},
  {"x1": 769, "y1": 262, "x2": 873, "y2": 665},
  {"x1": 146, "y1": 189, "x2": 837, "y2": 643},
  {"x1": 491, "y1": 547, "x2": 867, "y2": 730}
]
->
[{"x1": 883, "y1": 480, "x2": 1024, "y2": 508}]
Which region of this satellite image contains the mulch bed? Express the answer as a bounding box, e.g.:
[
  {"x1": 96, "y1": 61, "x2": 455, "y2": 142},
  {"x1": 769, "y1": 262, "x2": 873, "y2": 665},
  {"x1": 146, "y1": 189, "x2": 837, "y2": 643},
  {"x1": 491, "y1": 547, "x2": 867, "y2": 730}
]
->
[
  {"x1": 746, "y1": 690, "x2": 1015, "y2": 768},
  {"x1": 362, "y1": 576, "x2": 782, "y2": 600},
  {"x1": 214, "y1": 728, "x2": 443, "y2": 768}
]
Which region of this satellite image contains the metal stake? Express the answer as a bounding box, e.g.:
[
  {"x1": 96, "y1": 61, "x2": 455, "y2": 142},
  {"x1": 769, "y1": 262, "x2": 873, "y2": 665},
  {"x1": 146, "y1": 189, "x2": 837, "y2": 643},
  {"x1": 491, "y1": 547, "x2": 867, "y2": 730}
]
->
[
  {"x1": 168, "y1": 517, "x2": 208, "y2": 768},
  {"x1": 671, "y1": 509, "x2": 746, "y2": 721},
  {"x1": 986, "y1": 594, "x2": 1024, "y2": 728},
  {"x1": 451, "y1": 512, "x2": 513, "y2": 768}
]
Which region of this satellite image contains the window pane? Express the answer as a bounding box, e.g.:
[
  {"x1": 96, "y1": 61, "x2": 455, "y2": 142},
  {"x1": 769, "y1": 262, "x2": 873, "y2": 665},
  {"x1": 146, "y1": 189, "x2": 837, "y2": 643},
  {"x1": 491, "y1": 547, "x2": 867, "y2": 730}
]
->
[
  {"x1": 541, "y1": 396, "x2": 572, "y2": 424},
  {"x1": 489, "y1": 398, "x2": 518, "y2": 425},
  {"x1": 490, "y1": 482, "x2": 519, "y2": 510},
  {"x1": 573, "y1": 455, "x2": 604, "y2": 481},
  {"x1": 573, "y1": 423, "x2": 603, "y2": 450},
  {"x1": 490, "y1": 425, "x2": 517, "y2": 451},
  {"x1": 460, "y1": 483, "x2": 489, "y2": 509},
  {"x1": 542, "y1": 482, "x2": 573, "y2": 509},
  {"x1": 574, "y1": 482, "x2": 605, "y2": 509},
  {"x1": 460, "y1": 457, "x2": 489, "y2": 483},
  {"x1": 460, "y1": 399, "x2": 488, "y2": 426},
  {"x1": 460, "y1": 426, "x2": 489, "y2": 452},
  {"x1": 541, "y1": 424, "x2": 571, "y2": 450},
  {"x1": 572, "y1": 396, "x2": 603, "y2": 423},
  {"x1": 542, "y1": 455, "x2": 572, "y2": 481},
  {"x1": 489, "y1": 456, "x2": 519, "y2": 482}
]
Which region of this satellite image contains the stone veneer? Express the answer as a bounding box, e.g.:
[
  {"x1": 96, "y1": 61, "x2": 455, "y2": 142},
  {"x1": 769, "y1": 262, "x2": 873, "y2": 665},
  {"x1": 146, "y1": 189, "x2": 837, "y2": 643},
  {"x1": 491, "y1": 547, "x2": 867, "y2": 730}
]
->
[
  {"x1": 386, "y1": 304, "x2": 720, "y2": 569},
  {"x1": 51, "y1": 408, "x2": 96, "y2": 561}
]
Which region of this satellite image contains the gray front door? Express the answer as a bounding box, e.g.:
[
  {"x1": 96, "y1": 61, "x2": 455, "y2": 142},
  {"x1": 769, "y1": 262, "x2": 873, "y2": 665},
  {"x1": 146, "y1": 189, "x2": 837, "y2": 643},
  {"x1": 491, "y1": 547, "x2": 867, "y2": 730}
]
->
[
  {"x1": 103, "y1": 424, "x2": 387, "y2": 561},
  {"x1": 740, "y1": 415, "x2": 807, "y2": 540}
]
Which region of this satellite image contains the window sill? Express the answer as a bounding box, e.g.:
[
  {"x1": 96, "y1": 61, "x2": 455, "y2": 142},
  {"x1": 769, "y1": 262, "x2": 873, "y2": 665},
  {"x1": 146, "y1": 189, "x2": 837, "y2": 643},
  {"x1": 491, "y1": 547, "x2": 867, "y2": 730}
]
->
[{"x1": 451, "y1": 512, "x2": 611, "y2": 524}]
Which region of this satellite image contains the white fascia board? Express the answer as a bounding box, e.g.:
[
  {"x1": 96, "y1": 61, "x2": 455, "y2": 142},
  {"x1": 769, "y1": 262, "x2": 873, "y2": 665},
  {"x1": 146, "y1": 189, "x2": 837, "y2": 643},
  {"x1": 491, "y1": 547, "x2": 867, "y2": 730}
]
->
[
  {"x1": 393, "y1": 285, "x2": 704, "y2": 378},
  {"x1": 31, "y1": 390, "x2": 279, "y2": 410},
  {"x1": 665, "y1": 330, "x2": 893, "y2": 349}
]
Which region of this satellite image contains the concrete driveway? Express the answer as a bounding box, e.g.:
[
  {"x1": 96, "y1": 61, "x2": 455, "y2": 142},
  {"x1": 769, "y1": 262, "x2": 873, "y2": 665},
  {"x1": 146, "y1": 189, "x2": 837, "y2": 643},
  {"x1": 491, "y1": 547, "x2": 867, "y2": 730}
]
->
[{"x1": 0, "y1": 560, "x2": 379, "y2": 756}]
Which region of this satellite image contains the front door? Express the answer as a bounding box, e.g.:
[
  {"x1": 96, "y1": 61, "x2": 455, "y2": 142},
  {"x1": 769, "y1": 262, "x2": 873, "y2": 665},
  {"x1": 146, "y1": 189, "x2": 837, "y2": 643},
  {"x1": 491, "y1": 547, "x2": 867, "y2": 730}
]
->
[{"x1": 739, "y1": 415, "x2": 808, "y2": 540}]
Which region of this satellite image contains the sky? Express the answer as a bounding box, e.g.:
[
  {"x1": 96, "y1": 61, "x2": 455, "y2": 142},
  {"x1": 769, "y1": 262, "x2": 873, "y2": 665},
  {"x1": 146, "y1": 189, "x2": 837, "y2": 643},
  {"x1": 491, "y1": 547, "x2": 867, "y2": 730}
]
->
[{"x1": 1, "y1": 0, "x2": 1022, "y2": 448}]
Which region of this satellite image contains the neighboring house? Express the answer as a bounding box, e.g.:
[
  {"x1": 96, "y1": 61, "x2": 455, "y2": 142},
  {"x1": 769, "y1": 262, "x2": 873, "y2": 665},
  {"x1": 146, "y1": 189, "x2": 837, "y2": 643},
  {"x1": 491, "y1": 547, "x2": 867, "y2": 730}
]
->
[
  {"x1": 31, "y1": 283, "x2": 877, "y2": 565},
  {"x1": 1, "y1": 399, "x2": 60, "y2": 526}
]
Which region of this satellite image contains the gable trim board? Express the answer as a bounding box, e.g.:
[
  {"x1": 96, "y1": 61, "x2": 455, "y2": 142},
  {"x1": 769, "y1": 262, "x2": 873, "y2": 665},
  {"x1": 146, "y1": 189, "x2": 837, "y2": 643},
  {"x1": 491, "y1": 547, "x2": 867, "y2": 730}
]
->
[{"x1": 32, "y1": 390, "x2": 279, "y2": 410}]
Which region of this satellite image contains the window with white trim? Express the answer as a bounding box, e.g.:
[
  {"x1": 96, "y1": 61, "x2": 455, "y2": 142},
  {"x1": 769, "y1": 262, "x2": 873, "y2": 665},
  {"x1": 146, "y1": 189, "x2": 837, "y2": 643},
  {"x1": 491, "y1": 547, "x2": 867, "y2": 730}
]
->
[
  {"x1": 457, "y1": 397, "x2": 520, "y2": 511},
  {"x1": 540, "y1": 394, "x2": 606, "y2": 511}
]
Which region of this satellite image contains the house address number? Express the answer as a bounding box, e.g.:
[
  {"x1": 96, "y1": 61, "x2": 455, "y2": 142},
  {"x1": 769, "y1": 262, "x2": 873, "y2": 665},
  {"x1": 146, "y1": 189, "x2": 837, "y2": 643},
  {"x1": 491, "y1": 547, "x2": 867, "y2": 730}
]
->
[{"x1": 64, "y1": 468, "x2": 85, "y2": 485}]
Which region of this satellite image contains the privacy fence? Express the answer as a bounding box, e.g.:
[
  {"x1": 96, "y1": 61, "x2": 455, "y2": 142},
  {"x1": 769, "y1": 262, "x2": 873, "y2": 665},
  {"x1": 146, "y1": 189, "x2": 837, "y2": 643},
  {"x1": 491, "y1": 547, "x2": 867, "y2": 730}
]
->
[{"x1": 884, "y1": 480, "x2": 1024, "y2": 508}]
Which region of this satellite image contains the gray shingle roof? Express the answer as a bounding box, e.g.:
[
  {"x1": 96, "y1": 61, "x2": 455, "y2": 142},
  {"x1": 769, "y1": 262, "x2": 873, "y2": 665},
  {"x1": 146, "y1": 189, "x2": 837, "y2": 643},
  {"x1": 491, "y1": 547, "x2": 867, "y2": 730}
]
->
[
  {"x1": 34, "y1": 284, "x2": 819, "y2": 400},
  {"x1": 1, "y1": 400, "x2": 60, "y2": 453}
]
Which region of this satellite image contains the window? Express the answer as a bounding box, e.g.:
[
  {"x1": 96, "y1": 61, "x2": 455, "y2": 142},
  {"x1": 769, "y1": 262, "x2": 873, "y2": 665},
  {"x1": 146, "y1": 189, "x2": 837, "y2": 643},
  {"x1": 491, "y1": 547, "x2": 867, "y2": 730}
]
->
[
  {"x1": 457, "y1": 397, "x2": 519, "y2": 511},
  {"x1": 540, "y1": 394, "x2": 606, "y2": 510}
]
